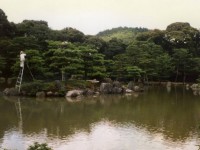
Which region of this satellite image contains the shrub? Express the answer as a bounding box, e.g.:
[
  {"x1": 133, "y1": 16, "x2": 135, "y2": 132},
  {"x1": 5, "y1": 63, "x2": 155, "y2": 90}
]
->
[
  {"x1": 21, "y1": 80, "x2": 46, "y2": 96},
  {"x1": 28, "y1": 142, "x2": 52, "y2": 150}
]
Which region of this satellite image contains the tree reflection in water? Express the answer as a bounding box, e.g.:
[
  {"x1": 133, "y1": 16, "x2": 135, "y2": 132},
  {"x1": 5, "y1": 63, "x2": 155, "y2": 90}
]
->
[{"x1": 0, "y1": 86, "x2": 200, "y2": 149}]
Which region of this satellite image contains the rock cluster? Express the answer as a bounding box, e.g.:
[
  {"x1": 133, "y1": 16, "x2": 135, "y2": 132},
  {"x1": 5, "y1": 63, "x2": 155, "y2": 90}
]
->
[{"x1": 2, "y1": 79, "x2": 145, "y2": 98}]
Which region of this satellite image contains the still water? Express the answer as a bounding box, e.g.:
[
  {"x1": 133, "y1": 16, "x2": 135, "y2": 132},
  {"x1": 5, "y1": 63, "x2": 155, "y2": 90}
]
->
[{"x1": 0, "y1": 86, "x2": 200, "y2": 150}]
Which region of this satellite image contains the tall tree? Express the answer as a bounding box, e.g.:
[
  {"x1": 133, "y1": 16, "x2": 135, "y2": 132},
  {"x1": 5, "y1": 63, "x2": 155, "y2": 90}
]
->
[
  {"x1": 60, "y1": 27, "x2": 85, "y2": 43},
  {"x1": 12, "y1": 49, "x2": 47, "y2": 80},
  {"x1": 0, "y1": 9, "x2": 16, "y2": 38},
  {"x1": 79, "y1": 46, "x2": 106, "y2": 79},
  {"x1": 112, "y1": 54, "x2": 129, "y2": 80},
  {"x1": 104, "y1": 38, "x2": 127, "y2": 59},
  {"x1": 172, "y1": 48, "x2": 191, "y2": 83}
]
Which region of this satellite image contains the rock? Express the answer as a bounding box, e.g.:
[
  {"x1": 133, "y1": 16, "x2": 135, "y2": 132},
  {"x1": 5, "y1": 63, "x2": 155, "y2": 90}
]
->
[
  {"x1": 3, "y1": 88, "x2": 9, "y2": 95},
  {"x1": 36, "y1": 91, "x2": 46, "y2": 98},
  {"x1": 46, "y1": 91, "x2": 54, "y2": 97},
  {"x1": 100, "y1": 83, "x2": 113, "y2": 94},
  {"x1": 66, "y1": 90, "x2": 83, "y2": 97},
  {"x1": 82, "y1": 89, "x2": 95, "y2": 96},
  {"x1": 86, "y1": 79, "x2": 99, "y2": 84},
  {"x1": 3, "y1": 87, "x2": 19, "y2": 96},
  {"x1": 133, "y1": 86, "x2": 140, "y2": 92},
  {"x1": 100, "y1": 82, "x2": 124, "y2": 94},
  {"x1": 113, "y1": 81, "x2": 121, "y2": 88},
  {"x1": 127, "y1": 81, "x2": 135, "y2": 90},
  {"x1": 126, "y1": 89, "x2": 133, "y2": 93},
  {"x1": 112, "y1": 87, "x2": 123, "y2": 94}
]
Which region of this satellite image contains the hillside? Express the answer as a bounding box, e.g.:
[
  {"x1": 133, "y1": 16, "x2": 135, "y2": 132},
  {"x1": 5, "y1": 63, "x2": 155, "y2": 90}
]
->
[{"x1": 96, "y1": 27, "x2": 148, "y2": 43}]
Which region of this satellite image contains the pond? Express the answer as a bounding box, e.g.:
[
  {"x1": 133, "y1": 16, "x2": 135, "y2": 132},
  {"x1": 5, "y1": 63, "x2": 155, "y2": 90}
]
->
[{"x1": 0, "y1": 86, "x2": 200, "y2": 150}]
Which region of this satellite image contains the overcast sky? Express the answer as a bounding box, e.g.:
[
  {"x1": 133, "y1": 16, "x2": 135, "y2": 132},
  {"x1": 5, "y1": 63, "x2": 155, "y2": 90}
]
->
[{"x1": 0, "y1": 0, "x2": 200, "y2": 35}]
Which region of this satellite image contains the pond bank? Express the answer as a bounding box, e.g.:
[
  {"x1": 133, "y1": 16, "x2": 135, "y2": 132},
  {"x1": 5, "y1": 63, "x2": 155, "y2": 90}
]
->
[{"x1": 1, "y1": 80, "x2": 200, "y2": 97}]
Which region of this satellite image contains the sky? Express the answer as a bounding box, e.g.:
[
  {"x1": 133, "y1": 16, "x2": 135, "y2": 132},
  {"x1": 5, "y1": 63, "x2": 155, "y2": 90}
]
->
[{"x1": 0, "y1": 0, "x2": 200, "y2": 35}]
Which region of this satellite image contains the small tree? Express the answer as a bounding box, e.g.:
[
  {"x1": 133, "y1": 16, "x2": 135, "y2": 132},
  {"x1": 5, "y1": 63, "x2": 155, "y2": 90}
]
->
[{"x1": 126, "y1": 66, "x2": 143, "y2": 82}]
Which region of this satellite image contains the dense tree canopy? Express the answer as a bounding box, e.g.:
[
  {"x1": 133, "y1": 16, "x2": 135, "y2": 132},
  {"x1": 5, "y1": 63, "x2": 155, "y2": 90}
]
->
[
  {"x1": 0, "y1": 8, "x2": 200, "y2": 86},
  {"x1": 0, "y1": 9, "x2": 15, "y2": 38}
]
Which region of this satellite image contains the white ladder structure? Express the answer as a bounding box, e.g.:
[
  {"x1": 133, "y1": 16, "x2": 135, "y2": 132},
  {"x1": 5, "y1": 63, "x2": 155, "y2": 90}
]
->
[{"x1": 15, "y1": 66, "x2": 24, "y2": 93}]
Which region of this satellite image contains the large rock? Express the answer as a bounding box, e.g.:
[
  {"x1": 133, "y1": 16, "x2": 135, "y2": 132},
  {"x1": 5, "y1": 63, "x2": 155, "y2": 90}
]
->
[
  {"x1": 113, "y1": 81, "x2": 121, "y2": 88},
  {"x1": 3, "y1": 88, "x2": 19, "y2": 96},
  {"x1": 134, "y1": 86, "x2": 140, "y2": 92},
  {"x1": 66, "y1": 90, "x2": 83, "y2": 97},
  {"x1": 112, "y1": 87, "x2": 123, "y2": 94},
  {"x1": 127, "y1": 81, "x2": 135, "y2": 90},
  {"x1": 126, "y1": 89, "x2": 133, "y2": 93},
  {"x1": 46, "y1": 91, "x2": 54, "y2": 97},
  {"x1": 82, "y1": 89, "x2": 95, "y2": 96},
  {"x1": 100, "y1": 83, "x2": 113, "y2": 94},
  {"x1": 100, "y1": 82, "x2": 124, "y2": 94}
]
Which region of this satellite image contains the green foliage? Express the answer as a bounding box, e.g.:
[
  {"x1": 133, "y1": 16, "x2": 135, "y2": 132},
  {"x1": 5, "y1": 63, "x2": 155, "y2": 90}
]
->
[
  {"x1": 28, "y1": 142, "x2": 52, "y2": 150},
  {"x1": 12, "y1": 49, "x2": 47, "y2": 80},
  {"x1": 66, "y1": 79, "x2": 91, "y2": 89},
  {"x1": 165, "y1": 22, "x2": 198, "y2": 50},
  {"x1": 136, "y1": 29, "x2": 165, "y2": 45},
  {"x1": 126, "y1": 66, "x2": 144, "y2": 81},
  {"x1": 112, "y1": 54, "x2": 128, "y2": 80},
  {"x1": 47, "y1": 48, "x2": 83, "y2": 79},
  {"x1": 84, "y1": 36, "x2": 107, "y2": 53},
  {"x1": 0, "y1": 9, "x2": 16, "y2": 38},
  {"x1": 166, "y1": 22, "x2": 191, "y2": 32},
  {"x1": 60, "y1": 27, "x2": 85, "y2": 43},
  {"x1": 16, "y1": 20, "x2": 50, "y2": 41},
  {"x1": 126, "y1": 41, "x2": 171, "y2": 81},
  {"x1": 79, "y1": 46, "x2": 106, "y2": 79},
  {"x1": 12, "y1": 36, "x2": 40, "y2": 50},
  {"x1": 0, "y1": 56, "x2": 6, "y2": 74},
  {"x1": 1, "y1": 8, "x2": 200, "y2": 84},
  {"x1": 97, "y1": 27, "x2": 148, "y2": 44},
  {"x1": 154, "y1": 53, "x2": 174, "y2": 79},
  {"x1": 21, "y1": 80, "x2": 46, "y2": 96},
  {"x1": 104, "y1": 38, "x2": 127, "y2": 59}
]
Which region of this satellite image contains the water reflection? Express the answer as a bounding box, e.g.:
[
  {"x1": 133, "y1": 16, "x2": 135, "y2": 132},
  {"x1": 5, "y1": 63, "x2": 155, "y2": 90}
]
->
[{"x1": 0, "y1": 87, "x2": 200, "y2": 149}]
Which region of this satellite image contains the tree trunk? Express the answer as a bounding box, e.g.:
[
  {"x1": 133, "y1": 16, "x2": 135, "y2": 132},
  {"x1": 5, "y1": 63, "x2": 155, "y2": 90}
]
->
[{"x1": 62, "y1": 71, "x2": 65, "y2": 81}]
